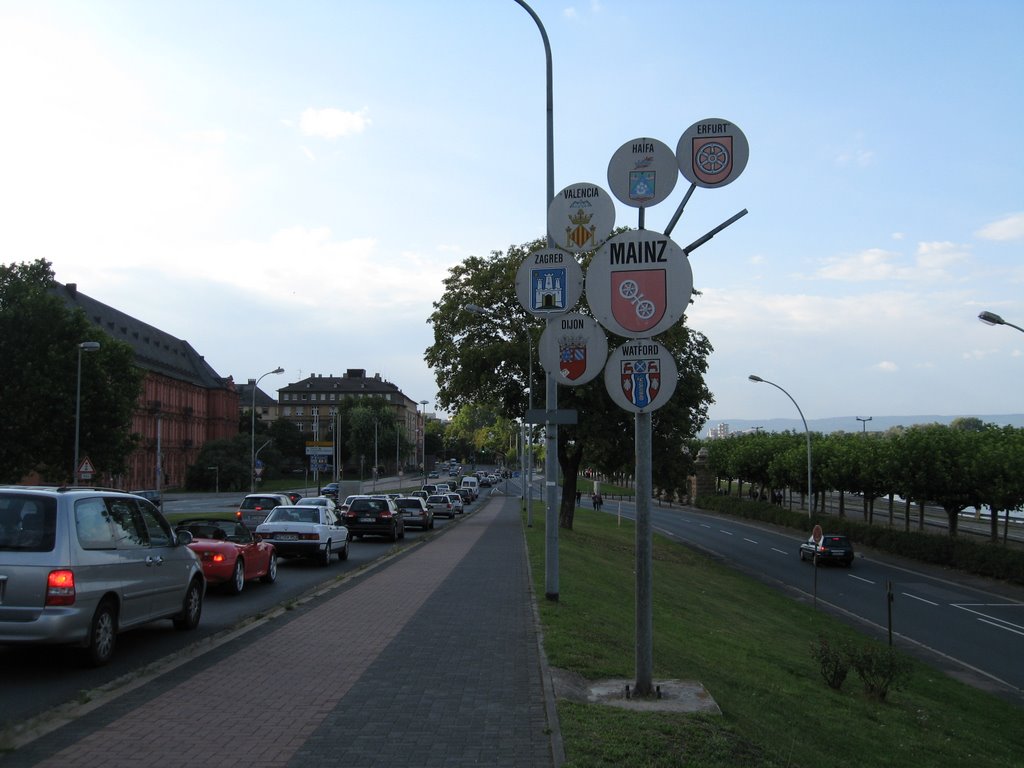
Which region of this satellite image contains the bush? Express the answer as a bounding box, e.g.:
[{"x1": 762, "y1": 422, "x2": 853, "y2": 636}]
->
[
  {"x1": 846, "y1": 643, "x2": 913, "y2": 701},
  {"x1": 810, "y1": 634, "x2": 849, "y2": 691}
]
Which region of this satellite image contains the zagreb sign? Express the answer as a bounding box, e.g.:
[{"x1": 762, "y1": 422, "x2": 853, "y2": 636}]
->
[{"x1": 585, "y1": 229, "x2": 693, "y2": 339}]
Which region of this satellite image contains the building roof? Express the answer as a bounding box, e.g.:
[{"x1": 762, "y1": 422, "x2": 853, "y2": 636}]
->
[
  {"x1": 279, "y1": 369, "x2": 415, "y2": 406},
  {"x1": 237, "y1": 380, "x2": 277, "y2": 409},
  {"x1": 54, "y1": 281, "x2": 233, "y2": 391}
]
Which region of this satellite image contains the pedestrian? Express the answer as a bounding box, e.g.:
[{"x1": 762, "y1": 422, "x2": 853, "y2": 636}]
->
[
  {"x1": 590, "y1": 492, "x2": 597, "y2": 508},
  {"x1": 575, "y1": 490, "x2": 581, "y2": 506},
  {"x1": 594, "y1": 493, "x2": 603, "y2": 512}
]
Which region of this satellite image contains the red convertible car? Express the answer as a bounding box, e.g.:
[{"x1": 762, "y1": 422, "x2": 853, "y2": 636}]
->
[{"x1": 176, "y1": 518, "x2": 277, "y2": 594}]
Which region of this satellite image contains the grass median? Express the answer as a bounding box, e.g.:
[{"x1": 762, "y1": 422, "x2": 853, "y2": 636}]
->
[{"x1": 523, "y1": 507, "x2": 1022, "y2": 768}]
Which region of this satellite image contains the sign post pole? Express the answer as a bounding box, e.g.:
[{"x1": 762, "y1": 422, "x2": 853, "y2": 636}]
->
[{"x1": 635, "y1": 410, "x2": 653, "y2": 695}]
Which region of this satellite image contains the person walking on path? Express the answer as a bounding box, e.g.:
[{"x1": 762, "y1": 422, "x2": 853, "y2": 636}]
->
[{"x1": 5, "y1": 497, "x2": 562, "y2": 768}]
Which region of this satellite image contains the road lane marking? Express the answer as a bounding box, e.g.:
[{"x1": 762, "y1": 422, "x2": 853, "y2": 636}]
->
[
  {"x1": 719, "y1": 530, "x2": 734, "y2": 536},
  {"x1": 743, "y1": 537, "x2": 759, "y2": 545},
  {"x1": 848, "y1": 574, "x2": 875, "y2": 585},
  {"x1": 977, "y1": 617, "x2": 1024, "y2": 637},
  {"x1": 771, "y1": 547, "x2": 789, "y2": 556},
  {"x1": 902, "y1": 592, "x2": 939, "y2": 606}
]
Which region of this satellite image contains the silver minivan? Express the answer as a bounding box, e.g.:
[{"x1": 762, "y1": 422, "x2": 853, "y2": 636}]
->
[{"x1": 0, "y1": 486, "x2": 205, "y2": 665}]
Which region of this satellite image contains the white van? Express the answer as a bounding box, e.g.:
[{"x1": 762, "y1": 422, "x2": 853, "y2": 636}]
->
[{"x1": 460, "y1": 476, "x2": 479, "y2": 500}]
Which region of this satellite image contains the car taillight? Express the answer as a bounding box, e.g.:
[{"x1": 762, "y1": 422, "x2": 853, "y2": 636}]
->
[
  {"x1": 235, "y1": 510, "x2": 242, "y2": 520},
  {"x1": 205, "y1": 553, "x2": 226, "y2": 563},
  {"x1": 46, "y1": 570, "x2": 76, "y2": 606},
  {"x1": 299, "y1": 533, "x2": 319, "y2": 540}
]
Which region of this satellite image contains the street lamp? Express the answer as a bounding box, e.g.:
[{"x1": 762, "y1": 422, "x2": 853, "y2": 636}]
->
[
  {"x1": 250, "y1": 367, "x2": 284, "y2": 492},
  {"x1": 465, "y1": 303, "x2": 534, "y2": 524},
  {"x1": 749, "y1": 375, "x2": 813, "y2": 517},
  {"x1": 419, "y1": 400, "x2": 428, "y2": 486},
  {"x1": 73, "y1": 341, "x2": 101, "y2": 483},
  {"x1": 979, "y1": 310, "x2": 1024, "y2": 334},
  {"x1": 856, "y1": 416, "x2": 872, "y2": 433}
]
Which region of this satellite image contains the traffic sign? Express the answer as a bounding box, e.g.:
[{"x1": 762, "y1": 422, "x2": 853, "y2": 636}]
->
[
  {"x1": 538, "y1": 313, "x2": 608, "y2": 386},
  {"x1": 607, "y1": 137, "x2": 678, "y2": 208},
  {"x1": 603, "y1": 339, "x2": 678, "y2": 413},
  {"x1": 547, "y1": 182, "x2": 615, "y2": 253},
  {"x1": 676, "y1": 118, "x2": 749, "y2": 189},
  {"x1": 515, "y1": 249, "x2": 583, "y2": 317},
  {"x1": 586, "y1": 229, "x2": 693, "y2": 339}
]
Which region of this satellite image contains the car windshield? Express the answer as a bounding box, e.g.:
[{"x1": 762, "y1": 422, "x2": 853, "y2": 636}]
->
[
  {"x1": 0, "y1": 493, "x2": 58, "y2": 552},
  {"x1": 350, "y1": 499, "x2": 388, "y2": 513},
  {"x1": 266, "y1": 507, "x2": 321, "y2": 524},
  {"x1": 823, "y1": 536, "x2": 849, "y2": 546},
  {"x1": 427, "y1": 496, "x2": 446, "y2": 504},
  {"x1": 395, "y1": 499, "x2": 421, "y2": 509}
]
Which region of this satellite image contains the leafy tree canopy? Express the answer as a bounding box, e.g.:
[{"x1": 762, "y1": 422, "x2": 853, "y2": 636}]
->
[{"x1": 0, "y1": 259, "x2": 142, "y2": 483}]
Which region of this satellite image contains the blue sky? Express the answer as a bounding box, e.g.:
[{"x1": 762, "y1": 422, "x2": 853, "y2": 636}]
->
[{"x1": 2, "y1": 1, "x2": 1022, "y2": 427}]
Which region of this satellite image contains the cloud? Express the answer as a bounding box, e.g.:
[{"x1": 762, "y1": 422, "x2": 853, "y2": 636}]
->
[
  {"x1": 975, "y1": 212, "x2": 1024, "y2": 241},
  {"x1": 814, "y1": 242, "x2": 968, "y2": 282},
  {"x1": 874, "y1": 361, "x2": 899, "y2": 372},
  {"x1": 299, "y1": 107, "x2": 371, "y2": 139}
]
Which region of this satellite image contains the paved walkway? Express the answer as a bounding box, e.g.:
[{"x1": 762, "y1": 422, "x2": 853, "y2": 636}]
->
[{"x1": 3, "y1": 496, "x2": 562, "y2": 767}]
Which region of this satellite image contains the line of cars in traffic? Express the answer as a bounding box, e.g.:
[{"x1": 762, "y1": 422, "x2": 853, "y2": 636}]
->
[{"x1": 0, "y1": 482, "x2": 484, "y2": 667}]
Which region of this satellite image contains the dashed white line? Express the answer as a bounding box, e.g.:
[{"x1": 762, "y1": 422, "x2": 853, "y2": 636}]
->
[
  {"x1": 848, "y1": 574, "x2": 875, "y2": 585},
  {"x1": 771, "y1": 547, "x2": 789, "y2": 556},
  {"x1": 743, "y1": 538, "x2": 759, "y2": 545},
  {"x1": 902, "y1": 592, "x2": 939, "y2": 606},
  {"x1": 719, "y1": 530, "x2": 734, "y2": 536}
]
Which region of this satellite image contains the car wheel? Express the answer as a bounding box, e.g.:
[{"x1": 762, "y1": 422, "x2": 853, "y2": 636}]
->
[
  {"x1": 83, "y1": 599, "x2": 118, "y2": 667},
  {"x1": 319, "y1": 541, "x2": 332, "y2": 567},
  {"x1": 338, "y1": 539, "x2": 349, "y2": 561},
  {"x1": 390, "y1": 525, "x2": 398, "y2": 543},
  {"x1": 226, "y1": 558, "x2": 245, "y2": 595},
  {"x1": 173, "y1": 579, "x2": 203, "y2": 631},
  {"x1": 260, "y1": 552, "x2": 278, "y2": 584},
  {"x1": 399, "y1": 523, "x2": 405, "y2": 540},
  {"x1": 799, "y1": 550, "x2": 806, "y2": 562}
]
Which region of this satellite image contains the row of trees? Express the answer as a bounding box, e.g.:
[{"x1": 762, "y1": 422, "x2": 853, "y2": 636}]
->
[{"x1": 703, "y1": 420, "x2": 1024, "y2": 542}]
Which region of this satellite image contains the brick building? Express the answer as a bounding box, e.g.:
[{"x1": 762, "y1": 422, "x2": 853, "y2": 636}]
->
[{"x1": 56, "y1": 282, "x2": 239, "y2": 490}]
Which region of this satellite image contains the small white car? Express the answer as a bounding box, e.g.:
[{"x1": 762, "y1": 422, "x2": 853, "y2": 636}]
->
[{"x1": 255, "y1": 505, "x2": 349, "y2": 566}]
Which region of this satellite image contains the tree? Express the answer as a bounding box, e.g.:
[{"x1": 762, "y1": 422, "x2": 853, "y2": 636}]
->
[
  {"x1": 0, "y1": 259, "x2": 142, "y2": 483},
  {"x1": 425, "y1": 237, "x2": 714, "y2": 529}
]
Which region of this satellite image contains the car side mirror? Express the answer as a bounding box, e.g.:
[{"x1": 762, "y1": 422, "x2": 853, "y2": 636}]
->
[{"x1": 175, "y1": 529, "x2": 194, "y2": 546}]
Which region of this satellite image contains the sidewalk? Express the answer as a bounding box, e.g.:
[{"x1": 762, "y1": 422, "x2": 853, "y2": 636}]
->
[{"x1": 3, "y1": 496, "x2": 563, "y2": 768}]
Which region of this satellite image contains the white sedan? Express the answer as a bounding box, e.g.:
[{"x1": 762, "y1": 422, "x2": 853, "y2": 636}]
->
[{"x1": 255, "y1": 505, "x2": 349, "y2": 567}]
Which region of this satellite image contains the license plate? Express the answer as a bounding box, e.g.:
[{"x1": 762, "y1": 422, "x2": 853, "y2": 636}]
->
[
  {"x1": 832, "y1": 550, "x2": 845, "y2": 556},
  {"x1": 359, "y1": 517, "x2": 375, "y2": 523},
  {"x1": 277, "y1": 533, "x2": 297, "y2": 541}
]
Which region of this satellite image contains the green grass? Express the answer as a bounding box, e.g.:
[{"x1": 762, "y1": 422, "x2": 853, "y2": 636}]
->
[{"x1": 525, "y1": 507, "x2": 1023, "y2": 768}]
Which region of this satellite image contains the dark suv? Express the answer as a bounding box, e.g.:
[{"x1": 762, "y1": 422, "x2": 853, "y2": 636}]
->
[
  {"x1": 343, "y1": 496, "x2": 405, "y2": 542},
  {"x1": 799, "y1": 533, "x2": 855, "y2": 567}
]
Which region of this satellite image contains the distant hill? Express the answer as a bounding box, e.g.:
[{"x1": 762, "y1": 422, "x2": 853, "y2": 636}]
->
[{"x1": 705, "y1": 414, "x2": 1024, "y2": 437}]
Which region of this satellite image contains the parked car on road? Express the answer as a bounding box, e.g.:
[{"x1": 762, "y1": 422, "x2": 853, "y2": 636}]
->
[
  {"x1": 303, "y1": 496, "x2": 338, "y2": 513},
  {"x1": 0, "y1": 486, "x2": 205, "y2": 666},
  {"x1": 343, "y1": 496, "x2": 405, "y2": 541},
  {"x1": 321, "y1": 483, "x2": 340, "y2": 500},
  {"x1": 255, "y1": 505, "x2": 349, "y2": 566},
  {"x1": 236, "y1": 493, "x2": 294, "y2": 529},
  {"x1": 456, "y1": 488, "x2": 473, "y2": 506},
  {"x1": 799, "y1": 533, "x2": 855, "y2": 567},
  {"x1": 427, "y1": 494, "x2": 455, "y2": 519},
  {"x1": 395, "y1": 497, "x2": 433, "y2": 530},
  {"x1": 176, "y1": 518, "x2": 277, "y2": 594}
]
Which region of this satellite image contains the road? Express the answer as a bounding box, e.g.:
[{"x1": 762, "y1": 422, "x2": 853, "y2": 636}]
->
[{"x1": 0, "y1": 485, "x2": 487, "y2": 734}]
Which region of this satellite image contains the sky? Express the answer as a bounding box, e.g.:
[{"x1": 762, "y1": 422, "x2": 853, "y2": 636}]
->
[{"x1": 2, "y1": 1, "x2": 1022, "y2": 429}]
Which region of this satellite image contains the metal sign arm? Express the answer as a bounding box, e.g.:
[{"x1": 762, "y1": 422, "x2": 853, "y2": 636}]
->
[
  {"x1": 663, "y1": 182, "x2": 697, "y2": 238},
  {"x1": 683, "y1": 209, "x2": 749, "y2": 255}
]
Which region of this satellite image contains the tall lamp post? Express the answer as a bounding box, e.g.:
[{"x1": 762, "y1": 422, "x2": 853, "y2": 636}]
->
[
  {"x1": 856, "y1": 416, "x2": 872, "y2": 433},
  {"x1": 749, "y1": 375, "x2": 813, "y2": 517},
  {"x1": 250, "y1": 367, "x2": 284, "y2": 493},
  {"x1": 419, "y1": 400, "x2": 428, "y2": 486},
  {"x1": 979, "y1": 310, "x2": 1024, "y2": 334},
  {"x1": 73, "y1": 341, "x2": 101, "y2": 483}
]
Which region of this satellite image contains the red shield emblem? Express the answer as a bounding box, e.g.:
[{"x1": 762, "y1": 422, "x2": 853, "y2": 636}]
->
[
  {"x1": 559, "y1": 338, "x2": 587, "y2": 381},
  {"x1": 691, "y1": 136, "x2": 733, "y2": 186},
  {"x1": 611, "y1": 270, "x2": 666, "y2": 334},
  {"x1": 620, "y1": 359, "x2": 661, "y2": 408}
]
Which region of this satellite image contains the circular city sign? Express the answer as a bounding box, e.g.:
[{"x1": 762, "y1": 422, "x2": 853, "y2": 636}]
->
[
  {"x1": 607, "y1": 137, "x2": 679, "y2": 208},
  {"x1": 676, "y1": 118, "x2": 749, "y2": 189},
  {"x1": 547, "y1": 183, "x2": 616, "y2": 254},
  {"x1": 604, "y1": 339, "x2": 678, "y2": 413},
  {"x1": 586, "y1": 229, "x2": 693, "y2": 339},
  {"x1": 539, "y1": 313, "x2": 608, "y2": 387},
  {"x1": 515, "y1": 249, "x2": 583, "y2": 317}
]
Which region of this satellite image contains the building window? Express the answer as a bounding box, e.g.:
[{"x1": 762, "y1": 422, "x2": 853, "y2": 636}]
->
[
  {"x1": 296, "y1": 407, "x2": 304, "y2": 417},
  {"x1": 284, "y1": 406, "x2": 292, "y2": 416}
]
